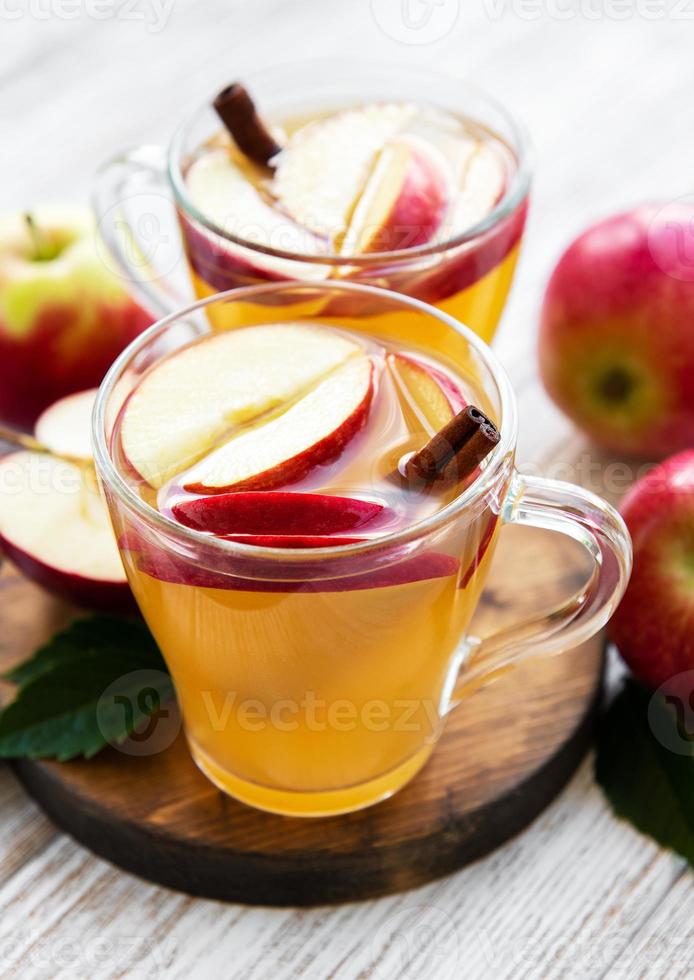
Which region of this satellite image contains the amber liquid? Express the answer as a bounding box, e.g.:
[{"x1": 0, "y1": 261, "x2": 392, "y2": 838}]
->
[{"x1": 112, "y1": 325, "x2": 501, "y2": 816}]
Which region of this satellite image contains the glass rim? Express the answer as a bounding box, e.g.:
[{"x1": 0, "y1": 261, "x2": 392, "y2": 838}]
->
[
  {"x1": 166, "y1": 58, "x2": 533, "y2": 267},
  {"x1": 92, "y1": 281, "x2": 518, "y2": 566}
]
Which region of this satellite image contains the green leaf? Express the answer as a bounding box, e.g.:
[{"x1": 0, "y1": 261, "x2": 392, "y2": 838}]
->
[
  {"x1": 0, "y1": 616, "x2": 174, "y2": 761},
  {"x1": 595, "y1": 679, "x2": 694, "y2": 866},
  {"x1": 5, "y1": 616, "x2": 163, "y2": 685}
]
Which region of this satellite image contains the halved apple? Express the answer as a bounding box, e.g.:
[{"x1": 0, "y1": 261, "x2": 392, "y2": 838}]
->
[
  {"x1": 340, "y1": 137, "x2": 449, "y2": 255},
  {"x1": 172, "y1": 491, "x2": 386, "y2": 535},
  {"x1": 387, "y1": 352, "x2": 466, "y2": 434},
  {"x1": 273, "y1": 103, "x2": 417, "y2": 244},
  {"x1": 0, "y1": 451, "x2": 130, "y2": 610},
  {"x1": 183, "y1": 355, "x2": 373, "y2": 493},
  {"x1": 120, "y1": 324, "x2": 363, "y2": 488},
  {"x1": 34, "y1": 387, "x2": 97, "y2": 462}
]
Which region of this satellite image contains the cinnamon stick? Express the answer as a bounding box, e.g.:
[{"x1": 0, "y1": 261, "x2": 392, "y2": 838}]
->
[
  {"x1": 213, "y1": 82, "x2": 282, "y2": 167},
  {"x1": 403, "y1": 405, "x2": 499, "y2": 487}
]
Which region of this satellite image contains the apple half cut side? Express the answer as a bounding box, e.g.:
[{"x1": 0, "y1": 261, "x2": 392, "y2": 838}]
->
[
  {"x1": 34, "y1": 387, "x2": 97, "y2": 462},
  {"x1": 172, "y1": 491, "x2": 387, "y2": 535},
  {"x1": 0, "y1": 452, "x2": 131, "y2": 611},
  {"x1": 387, "y1": 352, "x2": 466, "y2": 433},
  {"x1": 120, "y1": 324, "x2": 364, "y2": 489},
  {"x1": 183, "y1": 354, "x2": 374, "y2": 494}
]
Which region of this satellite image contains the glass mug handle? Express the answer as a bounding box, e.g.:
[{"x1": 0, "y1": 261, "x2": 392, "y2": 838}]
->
[
  {"x1": 452, "y1": 473, "x2": 632, "y2": 703},
  {"x1": 93, "y1": 145, "x2": 189, "y2": 318}
]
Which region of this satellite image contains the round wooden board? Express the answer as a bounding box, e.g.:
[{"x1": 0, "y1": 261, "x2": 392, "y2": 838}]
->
[{"x1": 2, "y1": 523, "x2": 604, "y2": 907}]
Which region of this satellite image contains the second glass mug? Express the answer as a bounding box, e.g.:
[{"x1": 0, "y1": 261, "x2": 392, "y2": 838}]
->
[
  {"x1": 93, "y1": 282, "x2": 631, "y2": 818},
  {"x1": 93, "y1": 61, "x2": 531, "y2": 345}
]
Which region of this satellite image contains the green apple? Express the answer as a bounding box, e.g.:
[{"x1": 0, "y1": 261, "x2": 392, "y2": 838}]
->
[{"x1": 0, "y1": 205, "x2": 151, "y2": 429}]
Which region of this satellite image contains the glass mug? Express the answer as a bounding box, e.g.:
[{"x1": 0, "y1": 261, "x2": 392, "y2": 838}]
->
[
  {"x1": 93, "y1": 282, "x2": 631, "y2": 818},
  {"x1": 93, "y1": 61, "x2": 531, "y2": 345}
]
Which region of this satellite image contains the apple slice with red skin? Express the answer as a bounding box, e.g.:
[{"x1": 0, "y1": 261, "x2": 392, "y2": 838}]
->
[
  {"x1": 183, "y1": 151, "x2": 330, "y2": 284},
  {"x1": 273, "y1": 103, "x2": 417, "y2": 244},
  {"x1": 223, "y1": 534, "x2": 365, "y2": 548},
  {"x1": 340, "y1": 137, "x2": 450, "y2": 254},
  {"x1": 120, "y1": 324, "x2": 363, "y2": 488},
  {"x1": 388, "y1": 352, "x2": 466, "y2": 432},
  {"x1": 459, "y1": 512, "x2": 499, "y2": 590},
  {"x1": 183, "y1": 355, "x2": 374, "y2": 494},
  {"x1": 0, "y1": 451, "x2": 131, "y2": 611},
  {"x1": 127, "y1": 537, "x2": 459, "y2": 593},
  {"x1": 172, "y1": 491, "x2": 387, "y2": 535},
  {"x1": 34, "y1": 387, "x2": 97, "y2": 462}
]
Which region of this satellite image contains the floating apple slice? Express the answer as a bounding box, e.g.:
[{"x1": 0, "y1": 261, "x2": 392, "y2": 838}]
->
[
  {"x1": 340, "y1": 137, "x2": 450, "y2": 255},
  {"x1": 388, "y1": 352, "x2": 466, "y2": 434},
  {"x1": 273, "y1": 103, "x2": 416, "y2": 243},
  {"x1": 0, "y1": 451, "x2": 130, "y2": 610},
  {"x1": 120, "y1": 324, "x2": 362, "y2": 488},
  {"x1": 172, "y1": 491, "x2": 386, "y2": 535},
  {"x1": 130, "y1": 539, "x2": 458, "y2": 592},
  {"x1": 224, "y1": 534, "x2": 365, "y2": 549},
  {"x1": 459, "y1": 512, "x2": 499, "y2": 590},
  {"x1": 34, "y1": 388, "x2": 97, "y2": 463},
  {"x1": 183, "y1": 355, "x2": 373, "y2": 493},
  {"x1": 185, "y1": 150, "x2": 330, "y2": 279},
  {"x1": 445, "y1": 141, "x2": 506, "y2": 237}
]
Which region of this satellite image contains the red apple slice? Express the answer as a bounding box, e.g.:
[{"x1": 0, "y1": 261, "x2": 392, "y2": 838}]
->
[
  {"x1": 459, "y1": 512, "x2": 499, "y2": 589},
  {"x1": 172, "y1": 491, "x2": 386, "y2": 535},
  {"x1": 340, "y1": 137, "x2": 450, "y2": 255},
  {"x1": 388, "y1": 352, "x2": 466, "y2": 433},
  {"x1": 0, "y1": 451, "x2": 131, "y2": 611},
  {"x1": 184, "y1": 150, "x2": 330, "y2": 279},
  {"x1": 273, "y1": 103, "x2": 416, "y2": 244},
  {"x1": 120, "y1": 324, "x2": 362, "y2": 488},
  {"x1": 34, "y1": 387, "x2": 97, "y2": 463},
  {"x1": 223, "y1": 534, "x2": 365, "y2": 548},
  {"x1": 129, "y1": 538, "x2": 458, "y2": 592},
  {"x1": 183, "y1": 355, "x2": 373, "y2": 493}
]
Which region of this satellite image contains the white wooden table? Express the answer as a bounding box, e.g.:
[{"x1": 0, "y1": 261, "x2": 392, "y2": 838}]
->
[{"x1": 1, "y1": 3, "x2": 693, "y2": 977}]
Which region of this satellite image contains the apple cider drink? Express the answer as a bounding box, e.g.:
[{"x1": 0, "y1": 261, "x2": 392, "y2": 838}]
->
[
  {"x1": 107, "y1": 312, "x2": 502, "y2": 816},
  {"x1": 178, "y1": 84, "x2": 527, "y2": 344}
]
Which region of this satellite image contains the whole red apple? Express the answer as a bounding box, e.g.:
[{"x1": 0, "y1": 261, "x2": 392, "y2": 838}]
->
[
  {"x1": 609, "y1": 451, "x2": 694, "y2": 690},
  {"x1": 0, "y1": 205, "x2": 151, "y2": 429},
  {"x1": 539, "y1": 204, "x2": 694, "y2": 456}
]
